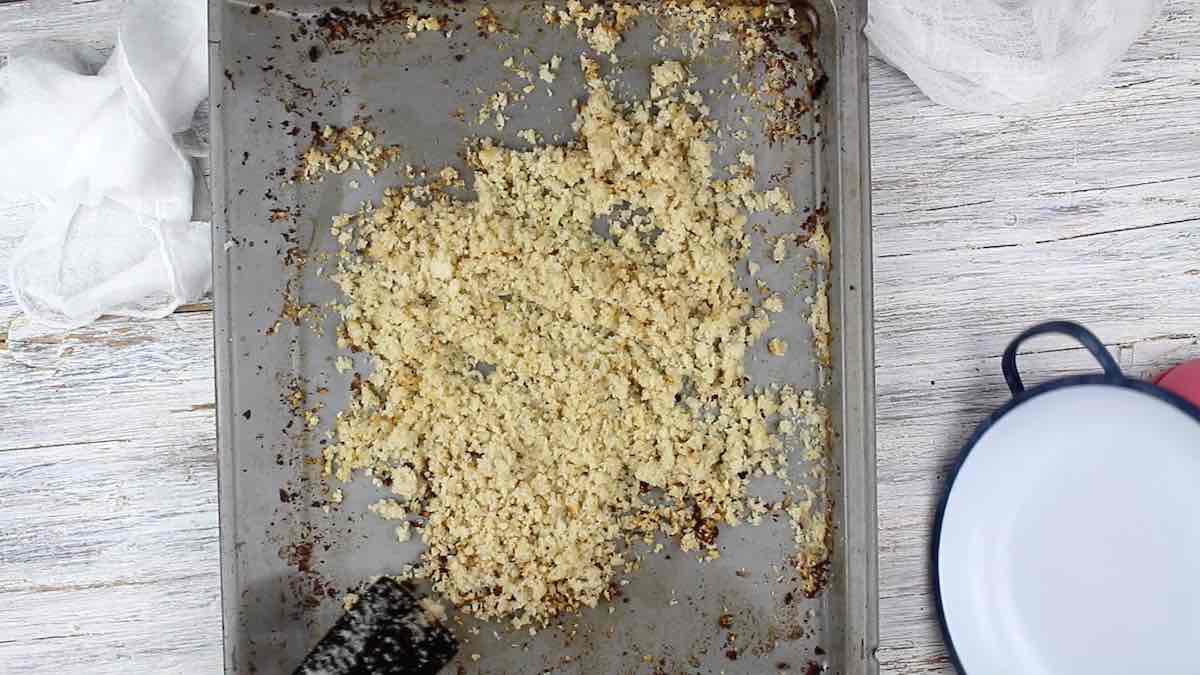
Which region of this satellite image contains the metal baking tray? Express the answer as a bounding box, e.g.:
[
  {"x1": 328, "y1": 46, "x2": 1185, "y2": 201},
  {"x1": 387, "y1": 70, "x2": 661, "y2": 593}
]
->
[{"x1": 210, "y1": 1, "x2": 875, "y2": 672}]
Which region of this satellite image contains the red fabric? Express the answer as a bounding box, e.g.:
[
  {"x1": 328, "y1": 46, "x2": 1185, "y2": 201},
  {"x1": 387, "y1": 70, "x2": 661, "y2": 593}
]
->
[{"x1": 1154, "y1": 359, "x2": 1200, "y2": 409}]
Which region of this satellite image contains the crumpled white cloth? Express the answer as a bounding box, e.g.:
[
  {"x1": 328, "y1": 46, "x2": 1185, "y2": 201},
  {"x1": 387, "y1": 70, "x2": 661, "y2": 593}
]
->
[
  {"x1": 867, "y1": 0, "x2": 1164, "y2": 115},
  {"x1": 0, "y1": 0, "x2": 209, "y2": 330}
]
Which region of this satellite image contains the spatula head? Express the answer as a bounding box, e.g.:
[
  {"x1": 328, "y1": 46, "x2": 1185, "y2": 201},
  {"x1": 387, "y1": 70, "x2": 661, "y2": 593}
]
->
[{"x1": 293, "y1": 577, "x2": 458, "y2": 675}]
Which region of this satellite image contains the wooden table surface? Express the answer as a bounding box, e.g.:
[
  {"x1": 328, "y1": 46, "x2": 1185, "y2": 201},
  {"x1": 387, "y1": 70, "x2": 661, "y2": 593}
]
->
[{"x1": 1, "y1": 1, "x2": 1198, "y2": 673}]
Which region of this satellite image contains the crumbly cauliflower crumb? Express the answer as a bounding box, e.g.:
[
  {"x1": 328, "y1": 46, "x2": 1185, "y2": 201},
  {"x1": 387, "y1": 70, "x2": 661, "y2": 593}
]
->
[
  {"x1": 369, "y1": 499, "x2": 408, "y2": 520},
  {"x1": 419, "y1": 596, "x2": 448, "y2": 623},
  {"x1": 650, "y1": 61, "x2": 688, "y2": 99},
  {"x1": 772, "y1": 236, "x2": 787, "y2": 263},
  {"x1": 539, "y1": 54, "x2": 563, "y2": 83},
  {"x1": 549, "y1": 0, "x2": 639, "y2": 54},
  {"x1": 809, "y1": 278, "x2": 831, "y2": 366},
  {"x1": 768, "y1": 337, "x2": 788, "y2": 356},
  {"x1": 298, "y1": 125, "x2": 401, "y2": 181},
  {"x1": 326, "y1": 60, "x2": 826, "y2": 628}
]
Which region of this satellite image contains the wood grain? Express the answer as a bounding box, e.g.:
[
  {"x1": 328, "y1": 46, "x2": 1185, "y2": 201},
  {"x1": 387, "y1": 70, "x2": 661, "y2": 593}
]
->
[
  {"x1": 0, "y1": 0, "x2": 121, "y2": 63},
  {"x1": 870, "y1": 1, "x2": 1200, "y2": 671},
  {"x1": 0, "y1": 312, "x2": 219, "y2": 675},
  {"x1": 0, "y1": 0, "x2": 1198, "y2": 673}
]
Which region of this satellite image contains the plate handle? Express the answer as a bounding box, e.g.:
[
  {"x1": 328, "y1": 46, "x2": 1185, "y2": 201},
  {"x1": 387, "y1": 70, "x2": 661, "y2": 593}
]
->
[{"x1": 1002, "y1": 321, "x2": 1122, "y2": 395}]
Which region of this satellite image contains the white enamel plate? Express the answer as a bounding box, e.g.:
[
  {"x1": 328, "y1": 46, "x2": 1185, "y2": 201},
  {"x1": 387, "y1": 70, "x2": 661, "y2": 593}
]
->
[{"x1": 935, "y1": 322, "x2": 1200, "y2": 675}]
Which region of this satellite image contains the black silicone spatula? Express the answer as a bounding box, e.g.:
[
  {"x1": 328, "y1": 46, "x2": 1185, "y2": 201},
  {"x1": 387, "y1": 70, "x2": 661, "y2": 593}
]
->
[{"x1": 293, "y1": 577, "x2": 458, "y2": 675}]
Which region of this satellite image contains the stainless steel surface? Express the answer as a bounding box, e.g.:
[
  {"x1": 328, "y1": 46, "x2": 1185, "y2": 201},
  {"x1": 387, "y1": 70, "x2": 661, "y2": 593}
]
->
[{"x1": 210, "y1": 1, "x2": 875, "y2": 672}]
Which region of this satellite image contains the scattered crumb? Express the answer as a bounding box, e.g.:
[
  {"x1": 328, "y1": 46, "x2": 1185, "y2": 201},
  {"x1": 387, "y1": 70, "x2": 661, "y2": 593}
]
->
[
  {"x1": 809, "y1": 280, "x2": 831, "y2": 367},
  {"x1": 772, "y1": 237, "x2": 787, "y2": 263},
  {"x1": 327, "y1": 64, "x2": 807, "y2": 628},
  {"x1": 807, "y1": 219, "x2": 832, "y2": 367},
  {"x1": 768, "y1": 337, "x2": 788, "y2": 356},
  {"x1": 419, "y1": 596, "x2": 448, "y2": 623},
  {"x1": 368, "y1": 499, "x2": 408, "y2": 520},
  {"x1": 650, "y1": 60, "x2": 687, "y2": 99},
  {"x1": 546, "y1": 1, "x2": 640, "y2": 54},
  {"x1": 297, "y1": 124, "x2": 400, "y2": 181},
  {"x1": 539, "y1": 54, "x2": 563, "y2": 83},
  {"x1": 474, "y1": 6, "x2": 503, "y2": 35}
]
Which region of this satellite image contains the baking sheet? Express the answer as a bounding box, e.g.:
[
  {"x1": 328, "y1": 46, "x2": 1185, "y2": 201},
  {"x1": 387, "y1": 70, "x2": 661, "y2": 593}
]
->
[{"x1": 210, "y1": 1, "x2": 876, "y2": 672}]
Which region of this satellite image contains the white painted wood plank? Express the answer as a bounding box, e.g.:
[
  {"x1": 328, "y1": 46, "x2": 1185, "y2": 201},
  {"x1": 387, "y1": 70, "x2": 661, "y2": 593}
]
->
[
  {"x1": 0, "y1": 312, "x2": 215, "y2": 450},
  {"x1": 0, "y1": 311, "x2": 218, "y2": 672},
  {"x1": 0, "y1": 436, "x2": 217, "y2": 593},
  {"x1": 0, "y1": 0, "x2": 122, "y2": 61},
  {"x1": 0, "y1": 577, "x2": 222, "y2": 675},
  {"x1": 873, "y1": 218, "x2": 1200, "y2": 367}
]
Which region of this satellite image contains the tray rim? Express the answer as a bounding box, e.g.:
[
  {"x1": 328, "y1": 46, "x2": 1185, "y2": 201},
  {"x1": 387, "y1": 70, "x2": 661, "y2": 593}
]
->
[
  {"x1": 826, "y1": 0, "x2": 880, "y2": 672},
  {"x1": 208, "y1": 1, "x2": 877, "y2": 672}
]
